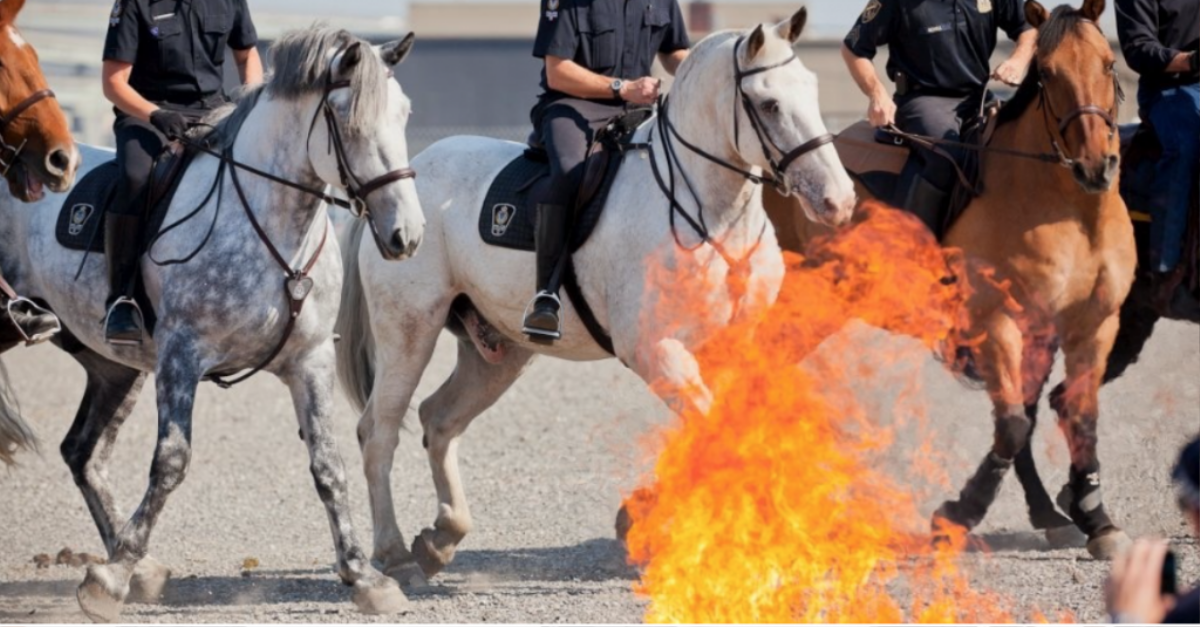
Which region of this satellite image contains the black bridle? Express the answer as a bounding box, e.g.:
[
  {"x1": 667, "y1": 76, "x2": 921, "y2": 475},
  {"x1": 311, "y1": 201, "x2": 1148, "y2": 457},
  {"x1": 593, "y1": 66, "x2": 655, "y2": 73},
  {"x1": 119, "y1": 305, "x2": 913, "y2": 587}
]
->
[
  {"x1": 0, "y1": 88, "x2": 56, "y2": 177},
  {"x1": 648, "y1": 35, "x2": 834, "y2": 262}
]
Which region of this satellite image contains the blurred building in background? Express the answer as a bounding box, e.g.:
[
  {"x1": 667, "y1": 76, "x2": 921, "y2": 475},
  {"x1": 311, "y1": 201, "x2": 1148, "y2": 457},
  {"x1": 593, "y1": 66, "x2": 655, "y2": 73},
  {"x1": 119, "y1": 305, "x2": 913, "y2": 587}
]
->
[{"x1": 18, "y1": 0, "x2": 1134, "y2": 153}]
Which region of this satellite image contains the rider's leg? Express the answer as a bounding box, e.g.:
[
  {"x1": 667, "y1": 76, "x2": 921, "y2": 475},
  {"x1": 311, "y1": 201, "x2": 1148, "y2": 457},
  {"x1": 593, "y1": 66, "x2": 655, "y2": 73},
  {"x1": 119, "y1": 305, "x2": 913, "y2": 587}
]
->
[
  {"x1": 1142, "y1": 83, "x2": 1200, "y2": 315},
  {"x1": 895, "y1": 94, "x2": 968, "y2": 236},
  {"x1": 523, "y1": 105, "x2": 591, "y2": 340},
  {"x1": 104, "y1": 115, "x2": 164, "y2": 345}
]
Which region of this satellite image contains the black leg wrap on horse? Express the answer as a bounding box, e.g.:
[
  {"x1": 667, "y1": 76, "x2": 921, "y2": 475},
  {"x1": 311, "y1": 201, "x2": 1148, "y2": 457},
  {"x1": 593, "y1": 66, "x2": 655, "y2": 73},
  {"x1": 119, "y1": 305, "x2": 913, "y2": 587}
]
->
[
  {"x1": 993, "y1": 409, "x2": 1032, "y2": 460},
  {"x1": 935, "y1": 452, "x2": 1013, "y2": 531},
  {"x1": 1059, "y1": 462, "x2": 1115, "y2": 537}
]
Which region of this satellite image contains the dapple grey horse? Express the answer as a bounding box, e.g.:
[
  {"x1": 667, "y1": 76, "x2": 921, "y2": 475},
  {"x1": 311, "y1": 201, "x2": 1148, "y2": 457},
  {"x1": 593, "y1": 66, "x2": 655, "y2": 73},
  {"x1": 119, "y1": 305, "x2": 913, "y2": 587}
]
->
[
  {"x1": 335, "y1": 10, "x2": 857, "y2": 584},
  {"x1": 0, "y1": 26, "x2": 423, "y2": 620}
]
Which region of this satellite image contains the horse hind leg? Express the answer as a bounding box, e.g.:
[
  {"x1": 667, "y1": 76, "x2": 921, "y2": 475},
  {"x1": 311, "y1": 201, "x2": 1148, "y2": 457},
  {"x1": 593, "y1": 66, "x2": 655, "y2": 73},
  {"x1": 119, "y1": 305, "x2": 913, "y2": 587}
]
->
[
  {"x1": 1055, "y1": 315, "x2": 1131, "y2": 560},
  {"x1": 411, "y1": 339, "x2": 534, "y2": 579},
  {"x1": 59, "y1": 354, "x2": 171, "y2": 603}
]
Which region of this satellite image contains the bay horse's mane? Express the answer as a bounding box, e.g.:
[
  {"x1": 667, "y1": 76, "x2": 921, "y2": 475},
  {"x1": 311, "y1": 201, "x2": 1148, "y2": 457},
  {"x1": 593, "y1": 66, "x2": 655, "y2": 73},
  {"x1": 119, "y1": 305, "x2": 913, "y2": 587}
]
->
[{"x1": 995, "y1": 5, "x2": 1095, "y2": 129}]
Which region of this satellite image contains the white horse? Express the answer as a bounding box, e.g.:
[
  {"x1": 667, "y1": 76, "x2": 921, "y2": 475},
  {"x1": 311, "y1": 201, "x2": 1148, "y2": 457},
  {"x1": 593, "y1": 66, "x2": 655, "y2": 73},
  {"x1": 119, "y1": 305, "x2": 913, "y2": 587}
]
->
[
  {"x1": 0, "y1": 27, "x2": 423, "y2": 619},
  {"x1": 335, "y1": 10, "x2": 856, "y2": 582}
]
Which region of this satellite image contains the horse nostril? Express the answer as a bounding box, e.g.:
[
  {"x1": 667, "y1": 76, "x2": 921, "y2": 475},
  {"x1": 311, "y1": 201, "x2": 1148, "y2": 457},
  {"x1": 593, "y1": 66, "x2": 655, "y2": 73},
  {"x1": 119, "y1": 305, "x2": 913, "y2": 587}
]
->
[
  {"x1": 1072, "y1": 162, "x2": 1087, "y2": 180},
  {"x1": 390, "y1": 229, "x2": 407, "y2": 255},
  {"x1": 1106, "y1": 154, "x2": 1119, "y2": 171},
  {"x1": 823, "y1": 198, "x2": 841, "y2": 216},
  {"x1": 46, "y1": 148, "x2": 71, "y2": 176}
]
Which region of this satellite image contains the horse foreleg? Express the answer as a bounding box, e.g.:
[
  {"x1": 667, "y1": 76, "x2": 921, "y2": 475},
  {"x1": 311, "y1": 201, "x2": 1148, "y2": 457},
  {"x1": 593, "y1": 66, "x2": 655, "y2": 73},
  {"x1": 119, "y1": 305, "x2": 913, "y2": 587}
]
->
[
  {"x1": 75, "y1": 340, "x2": 199, "y2": 622},
  {"x1": 412, "y1": 340, "x2": 534, "y2": 579},
  {"x1": 283, "y1": 344, "x2": 407, "y2": 614},
  {"x1": 1056, "y1": 314, "x2": 1131, "y2": 560},
  {"x1": 934, "y1": 312, "x2": 1027, "y2": 538}
]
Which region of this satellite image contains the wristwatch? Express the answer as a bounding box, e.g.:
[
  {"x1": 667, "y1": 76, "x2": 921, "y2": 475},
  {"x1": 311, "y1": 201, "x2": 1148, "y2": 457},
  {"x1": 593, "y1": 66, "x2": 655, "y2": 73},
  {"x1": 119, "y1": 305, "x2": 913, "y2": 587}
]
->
[{"x1": 610, "y1": 79, "x2": 624, "y2": 100}]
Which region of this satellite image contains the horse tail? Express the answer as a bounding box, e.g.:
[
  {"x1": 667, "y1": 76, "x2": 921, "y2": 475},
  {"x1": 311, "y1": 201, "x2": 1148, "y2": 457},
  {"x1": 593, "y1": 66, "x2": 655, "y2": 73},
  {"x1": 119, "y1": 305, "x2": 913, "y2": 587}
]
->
[
  {"x1": 0, "y1": 357, "x2": 36, "y2": 466},
  {"x1": 334, "y1": 218, "x2": 376, "y2": 415}
]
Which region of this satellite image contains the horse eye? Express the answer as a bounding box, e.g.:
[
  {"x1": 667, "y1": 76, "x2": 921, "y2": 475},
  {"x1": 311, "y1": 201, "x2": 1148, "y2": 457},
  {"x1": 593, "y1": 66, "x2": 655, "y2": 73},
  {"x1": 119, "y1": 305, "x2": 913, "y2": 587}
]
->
[{"x1": 760, "y1": 99, "x2": 780, "y2": 114}]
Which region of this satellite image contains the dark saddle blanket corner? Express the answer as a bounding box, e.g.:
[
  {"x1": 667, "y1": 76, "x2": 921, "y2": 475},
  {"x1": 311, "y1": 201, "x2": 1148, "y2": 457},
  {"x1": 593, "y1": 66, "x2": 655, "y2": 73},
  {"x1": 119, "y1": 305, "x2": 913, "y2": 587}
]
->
[{"x1": 478, "y1": 110, "x2": 649, "y2": 253}]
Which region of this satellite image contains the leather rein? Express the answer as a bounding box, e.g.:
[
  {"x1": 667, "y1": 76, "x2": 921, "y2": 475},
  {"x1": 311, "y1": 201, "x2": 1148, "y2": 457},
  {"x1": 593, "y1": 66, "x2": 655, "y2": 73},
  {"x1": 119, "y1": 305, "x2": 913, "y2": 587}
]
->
[
  {"x1": 647, "y1": 35, "x2": 834, "y2": 265},
  {"x1": 0, "y1": 88, "x2": 56, "y2": 178},
  {"x1": 184, "y1": 59, "x2": 415, "y2": 388}
]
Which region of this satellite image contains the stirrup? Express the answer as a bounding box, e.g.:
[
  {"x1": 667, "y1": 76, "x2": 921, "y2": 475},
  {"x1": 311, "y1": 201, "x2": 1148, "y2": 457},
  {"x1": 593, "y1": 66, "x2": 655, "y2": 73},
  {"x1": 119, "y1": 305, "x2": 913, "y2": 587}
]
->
[
  {"x1": 104, "y1": 296, "x2": 145, "y2": 346},
  {"x1": 6, "y1": 297, "x2": 61, "y2": 346},
  {"x1": 522, "y1": 290, "x2": 563, "y2": 341}
]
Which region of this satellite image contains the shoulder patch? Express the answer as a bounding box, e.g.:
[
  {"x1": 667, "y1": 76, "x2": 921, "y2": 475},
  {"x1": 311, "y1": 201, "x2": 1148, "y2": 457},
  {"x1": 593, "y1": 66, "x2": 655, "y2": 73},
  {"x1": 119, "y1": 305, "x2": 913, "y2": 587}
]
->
[
  {"x1": 109, "y1": 0, "x2": 125, "y2": 27},
  {"x1": 860, "y1": 0, "x2": 882, "y2": 24},
  {"x1": 977, "y1": 0, "x2": 993, "y2": 13},
  {"x1": 545, "y1": 0, "x2": 560, "y2": 22}
]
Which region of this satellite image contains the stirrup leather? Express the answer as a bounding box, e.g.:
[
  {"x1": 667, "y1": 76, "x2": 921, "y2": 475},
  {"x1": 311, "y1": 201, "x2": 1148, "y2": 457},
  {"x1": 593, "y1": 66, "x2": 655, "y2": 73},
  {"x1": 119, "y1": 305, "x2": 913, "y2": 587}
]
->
[
  {"x1": 104, "y1": 296, "x2": 145, "y2": 345},
  {"x1": 522, "y1": 290, "x2": 563, "y2": 339},
  {"x1": 6, "y1": 297, "x2": 61, "y2": 345}
]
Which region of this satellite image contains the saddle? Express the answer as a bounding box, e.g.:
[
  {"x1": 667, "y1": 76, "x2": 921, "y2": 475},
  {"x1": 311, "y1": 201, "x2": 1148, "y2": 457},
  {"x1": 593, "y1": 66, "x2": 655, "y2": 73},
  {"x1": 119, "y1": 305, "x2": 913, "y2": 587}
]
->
[
  {"x1": 479, "y1": 108, "x2": 653, "y2": 252},
  {"x1": 832, "y1": 101, "x2": 1002, "y2": 239},
  {"x1": 53, "y1": 141, "x2": 194, "y2": 334}
]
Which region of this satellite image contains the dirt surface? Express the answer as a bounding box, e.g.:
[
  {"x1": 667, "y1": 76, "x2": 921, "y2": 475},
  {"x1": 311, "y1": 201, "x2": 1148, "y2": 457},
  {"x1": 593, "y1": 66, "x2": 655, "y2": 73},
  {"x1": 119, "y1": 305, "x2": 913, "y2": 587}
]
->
[{"x1": 0, "y1": 320, "x2": 1197, "y2": 623}]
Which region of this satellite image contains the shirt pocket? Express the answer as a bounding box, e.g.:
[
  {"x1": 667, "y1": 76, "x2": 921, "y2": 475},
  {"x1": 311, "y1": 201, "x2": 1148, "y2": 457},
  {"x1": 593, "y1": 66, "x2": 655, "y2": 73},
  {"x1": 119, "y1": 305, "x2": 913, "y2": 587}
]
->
[
  {"x1": 199, "y1": 8, "x2": 233, "y2": 62},
  {"x1": 644, "y1": 4, "x2": 671, "y2": 28},
  {"x1": 149, "y1": 15, "x2": 186, "y2": 72},
  {"x1": 582, "y1": 8, "x2": 620, "y2": 74}
]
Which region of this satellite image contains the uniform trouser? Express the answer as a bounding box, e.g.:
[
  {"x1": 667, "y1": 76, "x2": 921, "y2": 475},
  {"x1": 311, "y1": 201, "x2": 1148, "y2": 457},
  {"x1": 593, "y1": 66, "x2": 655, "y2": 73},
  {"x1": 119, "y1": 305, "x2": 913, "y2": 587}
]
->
[
  {"x1": 533, "y1": 99, "x2": 626, "y2": 207},
  {"x1": 112, "y1": 114, "x2": 169, "y2": 218},
  {"x1": 893, "y1": 92, "x2": 978, "y2": 203},
  {"x1": 1140, "y1": 83, "x2": 1200, "y2": 273}
]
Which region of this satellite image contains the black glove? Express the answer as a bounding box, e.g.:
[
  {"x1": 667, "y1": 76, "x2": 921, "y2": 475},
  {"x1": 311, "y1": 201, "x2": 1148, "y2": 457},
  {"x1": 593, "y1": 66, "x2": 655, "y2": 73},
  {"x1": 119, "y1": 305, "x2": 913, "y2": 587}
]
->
[{"x1": 149, "y1": 109, "x2": 189, "y2": 139}]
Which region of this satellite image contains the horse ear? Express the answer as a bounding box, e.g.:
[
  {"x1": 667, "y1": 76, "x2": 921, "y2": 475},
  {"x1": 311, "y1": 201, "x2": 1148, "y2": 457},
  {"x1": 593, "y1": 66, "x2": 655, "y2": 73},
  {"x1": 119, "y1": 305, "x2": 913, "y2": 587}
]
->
[
  {"x1": 775, "y1": 7, "x2": 807, "y2": 44},
  {"x1": 380, "y1": 33, "x2": 415, "y2": 67},
  {"x1": 0, "y1": 0, "x2": 28, "y2": 25},
  {"x1": 1025, "y1": 0, "x2": 1049, "y2": 28},
  {"x1": 336, "y1": 41, "x2": 364, "y2": 78},
  {"x1": 744, "y1": 24, "x2": 766, "y2": 61},
  {"x1": 1080, "y1": 0, "x2": 1106, "y2": 21}
]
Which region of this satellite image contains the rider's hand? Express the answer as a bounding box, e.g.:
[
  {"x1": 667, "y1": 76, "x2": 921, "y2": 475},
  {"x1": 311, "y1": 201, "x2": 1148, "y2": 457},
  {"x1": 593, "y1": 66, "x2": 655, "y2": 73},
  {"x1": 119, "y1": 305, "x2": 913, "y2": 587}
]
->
[
  {"x1": 620, "y1": 77, "x2": 661, "y2": 106},
  {"x1": 991, "y1": 59, "x2": 1026, "y2": 86},
  {"x1": 149, "y1": 109, "x2": 189, "y2": 139},
  {"x1": 868, "y1": 95, "x2": 896, "y2": 128},
  {"x1": 1105, "y1": 539, "x2": 1174, "y2": 624}
]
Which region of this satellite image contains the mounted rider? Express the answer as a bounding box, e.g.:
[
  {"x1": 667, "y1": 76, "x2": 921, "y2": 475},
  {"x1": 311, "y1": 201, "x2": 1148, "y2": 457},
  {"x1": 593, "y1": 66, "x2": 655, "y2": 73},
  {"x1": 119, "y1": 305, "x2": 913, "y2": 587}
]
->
[
  {"x1": 842, "y1": 0, "x2": 1036, "y2": 233},
  {"x1": 523, "y1": 0, "x2": 690, "y2": 342},
  {"x1": 100, "y1": 0, "x2": 262, "y2": 345},
  {"x1": 1116, "y1": 0, "x2": 1199, "y2": 316}
]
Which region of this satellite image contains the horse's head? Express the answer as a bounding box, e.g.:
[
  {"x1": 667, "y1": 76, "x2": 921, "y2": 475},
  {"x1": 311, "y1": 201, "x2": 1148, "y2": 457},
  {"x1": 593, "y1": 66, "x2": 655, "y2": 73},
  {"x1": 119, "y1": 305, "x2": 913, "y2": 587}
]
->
[
  {"x1": 0, "y1": 0, "x2": 79, "y2": 202},
  {"x1": 731, "y1": 9, "x2": 856, "y2": 227},
  {"x1": 298, "y1": 31, "x2": 423, "y2": 261},
  {"x1": 1026, "y1": 0, "x2": 1121, "y2": 193}
]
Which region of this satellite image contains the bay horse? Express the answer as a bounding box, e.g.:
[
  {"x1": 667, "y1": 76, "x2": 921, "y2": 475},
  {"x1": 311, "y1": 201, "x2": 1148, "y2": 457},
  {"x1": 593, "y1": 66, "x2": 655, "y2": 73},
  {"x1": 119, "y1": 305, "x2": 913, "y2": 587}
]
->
[
  {"x1": 0, "y1": 0, "x2": 80, "y2": 464},
  {"x1": 769, "y1": 0, "x2": 1136, "y2": 560},
  {"x1": 334, "y1": 10, "x2": 857, "y2": 583},
  {"x1": 0, "y1": 27, "x2": 423, "y2": 619}
]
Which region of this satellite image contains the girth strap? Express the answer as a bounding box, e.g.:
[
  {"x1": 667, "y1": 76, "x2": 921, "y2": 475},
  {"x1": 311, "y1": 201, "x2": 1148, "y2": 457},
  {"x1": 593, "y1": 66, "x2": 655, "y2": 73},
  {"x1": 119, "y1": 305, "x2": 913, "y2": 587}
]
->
[{"x1": 562, "y1": 257, "x2": 615, "y2": 356}]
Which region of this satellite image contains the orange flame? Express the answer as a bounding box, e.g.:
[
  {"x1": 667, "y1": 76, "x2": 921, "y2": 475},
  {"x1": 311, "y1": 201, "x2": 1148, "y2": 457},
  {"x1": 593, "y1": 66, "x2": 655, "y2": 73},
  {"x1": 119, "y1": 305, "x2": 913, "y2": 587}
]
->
[{"x1": 625, "y1": 203, "x2": 1069, "y2": 623}]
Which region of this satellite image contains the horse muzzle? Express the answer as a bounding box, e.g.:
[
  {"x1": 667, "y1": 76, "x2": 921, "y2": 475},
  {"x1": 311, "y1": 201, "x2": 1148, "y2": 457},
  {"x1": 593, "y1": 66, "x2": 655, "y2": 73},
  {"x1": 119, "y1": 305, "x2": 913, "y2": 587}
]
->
[{"x1": 1071, "y1": 153, "x2": 1119, "y2": 194}]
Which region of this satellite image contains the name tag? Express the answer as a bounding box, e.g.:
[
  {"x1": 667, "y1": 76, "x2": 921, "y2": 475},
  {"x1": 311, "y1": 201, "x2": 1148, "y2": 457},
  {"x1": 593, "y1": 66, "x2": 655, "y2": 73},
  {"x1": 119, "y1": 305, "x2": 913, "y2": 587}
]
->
[
  {"x1": 152, "y1": 12, "x2": 176, "y2": 21},
  {"x1": 924, "y1": 22, "x2": 952, "y2": 34}
]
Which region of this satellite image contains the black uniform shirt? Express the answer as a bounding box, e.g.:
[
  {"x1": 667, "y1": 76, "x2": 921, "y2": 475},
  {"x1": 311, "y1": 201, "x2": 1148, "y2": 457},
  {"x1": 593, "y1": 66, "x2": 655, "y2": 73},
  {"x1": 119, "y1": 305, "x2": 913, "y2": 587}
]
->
[
  {"x1": 532, "y1": 0, "x2": 690, "y2": 105},
  {"x1": 1116, "y1": 0, "x2": 1199, "y2": 90},
  {"x1": 844, "y1": 0, "x2": 1030, "y2": 95},
  {"x1": 103, "y1": 0, "x2": 257, "y2": 106}
]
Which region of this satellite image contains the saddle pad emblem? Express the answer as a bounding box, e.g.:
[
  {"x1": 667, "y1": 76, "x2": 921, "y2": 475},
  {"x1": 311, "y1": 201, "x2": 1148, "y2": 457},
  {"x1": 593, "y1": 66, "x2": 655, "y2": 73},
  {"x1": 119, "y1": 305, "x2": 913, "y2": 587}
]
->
[
  {"x1": 68, "y1": 204, "x2": 95, "y2": 236},
  {"x1": 491, "y1": 203, "x2": 516, "y2": 236}
]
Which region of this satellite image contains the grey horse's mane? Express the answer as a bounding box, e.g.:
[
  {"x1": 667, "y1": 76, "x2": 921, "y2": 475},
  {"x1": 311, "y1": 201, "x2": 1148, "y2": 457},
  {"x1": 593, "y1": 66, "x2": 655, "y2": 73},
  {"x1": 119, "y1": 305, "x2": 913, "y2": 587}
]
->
[{"x1": 202, "y1": 25, "x2": 388, "y2": 151}]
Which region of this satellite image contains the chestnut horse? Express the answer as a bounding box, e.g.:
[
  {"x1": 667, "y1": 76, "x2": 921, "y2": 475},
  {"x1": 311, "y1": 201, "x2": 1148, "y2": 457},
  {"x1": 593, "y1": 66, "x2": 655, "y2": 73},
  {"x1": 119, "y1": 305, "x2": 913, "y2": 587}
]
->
[{"x1": 767, "y1": 0, "x2": 1136, "y2": 559}]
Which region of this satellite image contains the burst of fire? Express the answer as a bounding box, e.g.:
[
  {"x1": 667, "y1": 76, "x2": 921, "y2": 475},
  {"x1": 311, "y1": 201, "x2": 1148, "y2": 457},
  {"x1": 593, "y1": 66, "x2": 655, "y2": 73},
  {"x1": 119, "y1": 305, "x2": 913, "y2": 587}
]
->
[{"x1": 624, "y1": 202, "x2": 1068, "y2": 623}]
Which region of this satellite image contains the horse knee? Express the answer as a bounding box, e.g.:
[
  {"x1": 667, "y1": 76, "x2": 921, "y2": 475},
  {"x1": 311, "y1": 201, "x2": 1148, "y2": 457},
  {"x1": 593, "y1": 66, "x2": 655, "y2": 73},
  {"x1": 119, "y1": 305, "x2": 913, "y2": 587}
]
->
[
  {"x1": 993, "y1": 407, "x2": 1031, "y2": 460},
  {"x1": 149, "y1": 441, "x2": 191, "y2": 493}
]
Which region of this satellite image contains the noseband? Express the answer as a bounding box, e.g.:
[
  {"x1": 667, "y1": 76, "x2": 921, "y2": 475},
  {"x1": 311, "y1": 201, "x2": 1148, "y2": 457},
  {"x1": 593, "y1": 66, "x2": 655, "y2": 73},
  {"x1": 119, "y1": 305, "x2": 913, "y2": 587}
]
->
[
  {"x1": 0, "y1": 88, "x2": 56, "y2": 177},
  {"x1": 732, "y1": 36, "x2": 834, "y2": 190},
  {"x1": 1037, "y1": 18, "x2": 1123, "y2": 168}
]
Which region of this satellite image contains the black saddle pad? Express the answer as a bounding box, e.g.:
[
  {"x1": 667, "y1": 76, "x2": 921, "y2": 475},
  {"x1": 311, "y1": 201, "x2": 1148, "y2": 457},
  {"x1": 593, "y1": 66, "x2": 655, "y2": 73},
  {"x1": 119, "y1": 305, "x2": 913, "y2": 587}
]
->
[
  {"x1": 478, "y1": 150, "x2": 623, "y2": 253},
  {"x1": 56, "y1": 160, "x2": 119, "y2": 253}
]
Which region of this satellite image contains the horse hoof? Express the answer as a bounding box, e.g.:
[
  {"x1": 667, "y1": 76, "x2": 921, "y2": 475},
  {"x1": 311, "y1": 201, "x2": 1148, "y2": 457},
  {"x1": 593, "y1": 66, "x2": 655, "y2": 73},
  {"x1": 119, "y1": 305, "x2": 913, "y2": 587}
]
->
[
  {"x1": 411, "y1": 529, "x2": 450, "y2": 579},
  {"x1": 930, "y1": 506, "x2": 970, "y2": 551},
  {"x1": 1087, "y1": 529, "x2": 1132, "y2": 560},
  {"x1": 1043, "y1": 524, "x2": 1087, "y2": 549},
  {"x1": 128, "y1": 556, "x2": 171, "y2": 603},
  {"x1": 352, "y1": 578, "x2": 409, "y2": 615},
  {"x1": 77, "y1": 565, "x2": 127, "y2": 623},
  {"x1": 615, "y1": 504, "x2": 632, "y2": 544}
]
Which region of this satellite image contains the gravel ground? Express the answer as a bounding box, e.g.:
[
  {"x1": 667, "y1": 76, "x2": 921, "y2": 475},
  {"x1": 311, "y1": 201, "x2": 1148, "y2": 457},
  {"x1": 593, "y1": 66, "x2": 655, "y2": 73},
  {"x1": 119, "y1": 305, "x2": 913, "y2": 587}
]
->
[{"x1": 0, "y1": 319, "x2": 1196, "y2": 623}]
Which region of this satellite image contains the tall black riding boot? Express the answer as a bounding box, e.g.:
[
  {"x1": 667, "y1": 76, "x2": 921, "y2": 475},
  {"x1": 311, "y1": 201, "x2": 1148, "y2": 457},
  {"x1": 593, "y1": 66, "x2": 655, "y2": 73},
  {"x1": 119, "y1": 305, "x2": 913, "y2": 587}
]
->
[
  {"x1": 103, "y1": 212, "x2": 145, "y2": 345},
  {"x1": 904, "y1": 175, "x2": 950, "y2": 238},
  {"x1": 522, "y1": 203, "x2": 570, "y2": 341}
]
